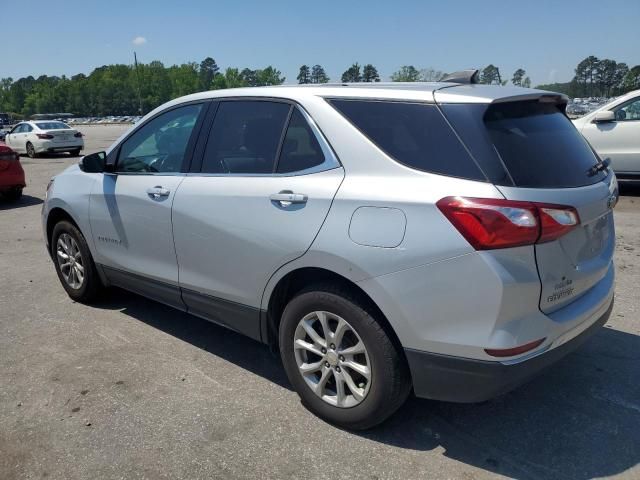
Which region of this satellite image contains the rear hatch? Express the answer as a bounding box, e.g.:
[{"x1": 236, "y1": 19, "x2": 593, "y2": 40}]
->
[{"x1": 438, "y1": 93, "x2": 616, "y2": 313}]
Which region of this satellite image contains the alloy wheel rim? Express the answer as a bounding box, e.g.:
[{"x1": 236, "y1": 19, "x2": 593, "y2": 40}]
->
[
  {"x1": 56, "y1": 233, "x2": 84, "y2": 289},
  {"x1": 293, "y1": 311, "x2": 371, "y2": 408},
  {"x1": 27, "y1": 144, "x2": 34, "y2": 157}
]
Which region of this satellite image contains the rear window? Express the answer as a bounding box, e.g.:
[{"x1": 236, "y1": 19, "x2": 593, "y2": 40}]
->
[
  {"x1": 441, "y1": 101, "x2": 606, "y2": 188},
  {"x1": 36, "y1": 122, "x2": 70, "y2": 130},
  {"x1": 329, "y1": 99, "x2": 485, "y2": 181}
]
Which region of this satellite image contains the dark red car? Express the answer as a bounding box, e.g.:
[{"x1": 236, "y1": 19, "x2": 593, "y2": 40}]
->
[{"x1": 0, "y1": 142, "x2": 25, "y2": 200}]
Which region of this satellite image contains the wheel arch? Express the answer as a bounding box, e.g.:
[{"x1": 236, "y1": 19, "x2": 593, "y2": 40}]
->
[
  {"x1": 46, "y1": 207, "x2": 82, "y2": 256},
  {"x1": 262, "y1": 266, "x2": 406, "y2": 362}
]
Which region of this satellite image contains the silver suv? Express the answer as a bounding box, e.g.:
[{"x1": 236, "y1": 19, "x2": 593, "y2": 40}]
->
[{"x1": 43, "y1": 72, "x2": 617, "y2": 429}]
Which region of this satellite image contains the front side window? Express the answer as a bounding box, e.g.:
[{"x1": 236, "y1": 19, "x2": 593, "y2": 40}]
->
[
  {"x1": 10, "y1": 124, "x2": 24, "y2": 134},
  {"x1": 117, "y1": 103, "x2": 203, "y2": 173},
  {"x1": 614, "y1": 98, "x2": 640, "y2": 121},
  {"x1": 24, "y1": 124, "x2": 33, "y2": 132},
  {"x1": 201, "y1": 101, "x2": 291, "y2": 174}
]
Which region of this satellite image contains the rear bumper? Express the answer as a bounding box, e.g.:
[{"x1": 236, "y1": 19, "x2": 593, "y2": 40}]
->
[
  {"x1": 0, "y1": 170, "x2": 26, "y2": 191},
  {"x1": 405, "y1": 297, "x2": 613, "y2": 403}
]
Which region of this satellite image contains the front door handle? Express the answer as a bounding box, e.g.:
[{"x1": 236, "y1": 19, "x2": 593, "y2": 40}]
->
[
  {"x1": 146, "y1": 186, "x2": 170, "y2": 199},
  {"x1": 270, "y1": 191, "x2": 308, "y2": 207}
]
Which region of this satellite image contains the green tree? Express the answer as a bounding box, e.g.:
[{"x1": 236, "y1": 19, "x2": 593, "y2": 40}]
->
[
  {"x1": 211, "y1": 68, "x2": 248, "y2": 90},
  {"x1": 362, "y1": 64, "x2": 380, "y2": 82},
  {"x1": 310, "y1": 65, "x2": 329, "y2": 83},
  {"x1": 522, "y1": 77, "x2": 531, "y2": 88},
  {"x1": 297, "y1": 65, "x2": 311, "y2": 84},
  {"x1": 512, "y1": 68, "x2": 526, "y2": 86},
  {"x1": 341, "y1": 63, "x2": 362, "y2": 82},
  {"x1": 623, "y1": 65, "x2": 640, "y2": 91},
  {"x1": 199, "y1": 57, "x2": 220, "y2": 91},
  {"x1": 480, "y1": 65, "x2": 502, "y2": 85},
  {"x1": 255, "y1": 66, "x2": 285, "y2": 86},
  {"x1": 391, "y1": 65, "x2": 420, "y2": 82}
]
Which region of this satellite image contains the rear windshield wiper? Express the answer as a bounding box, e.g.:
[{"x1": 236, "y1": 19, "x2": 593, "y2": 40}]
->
[{"x1": 587, "y1": 157, "x2": 611, "y2": 177}]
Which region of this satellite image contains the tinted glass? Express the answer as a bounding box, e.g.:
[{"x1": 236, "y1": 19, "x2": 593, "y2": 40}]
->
[
  {"x1": 117, "y1": 104, "x2": 202, "y2": 173},
  {"x1": 202, "y1": 101, "x2": 291, "y2": 174},
  {"x1": 483, "y1": 101, "x2": 605, "y2": 187},
  {"x1": 614, "y1": 98, "x2": 640, "y2": 121},
  {"x1": 36, "y1": 122, "x2": 70, "y2": 130},
  {"x1": 330, "y1": 100, "x2": 485, "y2": 180},
  {"x1": 11, "y1": 124, "x2": 23, "y2": 133},
  {"x1": 24, "y1": 124, "x2": 33, "y2": 132},
  {"x1": 277, "y1": 109, "x2": 325, "y2": 173}
]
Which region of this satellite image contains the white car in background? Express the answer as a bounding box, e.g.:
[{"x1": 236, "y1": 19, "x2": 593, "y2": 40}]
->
[
  {"x1": 4, "y1": 121, "x2": 84, "y2": 158},
  {"x1": 573, "y1": 89, "x2": 640, "y2": 179}
]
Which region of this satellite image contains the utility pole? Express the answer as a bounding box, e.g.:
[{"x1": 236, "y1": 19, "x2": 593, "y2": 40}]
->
[{"x1": 134, "y1": 51, "x2": 143, "y2": 115}]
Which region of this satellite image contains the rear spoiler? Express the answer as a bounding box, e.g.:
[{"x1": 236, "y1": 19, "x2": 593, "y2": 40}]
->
[{"x1": 434, "y1": 84, "x2": 569, "y2": 110}]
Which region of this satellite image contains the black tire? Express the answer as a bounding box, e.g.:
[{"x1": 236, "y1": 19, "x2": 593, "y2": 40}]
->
[
  {"x1": 279, "y1": 285, "x2": 411, "y2": 430},
  {"x1": 26, "y1": 142, "x2": 37, "y2": 158},
  {"x1": 51, "y1": 220, "x2": 102, "y2": 303},
  {"x1": 70, "y1": 149, "x2": 81, "y2": 157},
  {"x1": 4, "y1": 187, "x2": 22, "y2": 201}
]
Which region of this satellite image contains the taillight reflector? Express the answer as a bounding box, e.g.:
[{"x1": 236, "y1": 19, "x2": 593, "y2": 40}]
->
[
  {"x1": 485, "y1": 338, "x2": 546, "y2": 357},
  {"x1": 436, "y1": 196, "x2": 580, "y2": 250}
]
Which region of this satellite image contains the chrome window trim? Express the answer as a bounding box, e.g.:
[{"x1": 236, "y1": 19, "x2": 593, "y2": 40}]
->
[{"x1": 193, "y1": 98, "x2": 342, "y2": 178}]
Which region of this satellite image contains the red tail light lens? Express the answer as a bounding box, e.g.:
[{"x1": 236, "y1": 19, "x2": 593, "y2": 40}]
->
[
  {"x1": 74, "y1": 132, "x2": 83, "y2": 138},
  {"x1": 37, "y1": 133, "x2": 54, "y2": 139},
  {"x1": 437, "y1": 197, "x2": 580, "y2": 250},
  {"x1": 485, "y1": 338, "x2": 546, "y2": 357},
  {"x1": 0, "y1": 145, "x2": 18, "y2": 161}
]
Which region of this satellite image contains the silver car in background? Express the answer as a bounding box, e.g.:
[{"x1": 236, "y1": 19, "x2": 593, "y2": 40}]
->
[{"x1": 42, "y1": 72, "x2": 617, "y2": 429}]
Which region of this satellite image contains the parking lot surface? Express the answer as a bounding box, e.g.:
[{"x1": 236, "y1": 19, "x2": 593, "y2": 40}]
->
[{"x1": 1, "y1": 125, "x2": 639, "y2": 480}]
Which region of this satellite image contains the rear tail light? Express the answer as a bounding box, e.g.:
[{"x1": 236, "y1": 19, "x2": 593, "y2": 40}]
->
[
  {"x1": 74, "y1": 132, "x2": 83, "y2": 138},
  {"x1": 436, "y1": 196, "x2": 580, "y2": 250},
  {"x1": 37, "y1": 133, "x2": 54, "y2": 139}
]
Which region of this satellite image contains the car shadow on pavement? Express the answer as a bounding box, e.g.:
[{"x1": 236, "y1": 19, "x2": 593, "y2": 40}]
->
[
  {"x1": 96, "y1": 289, "x2": 639, "y2": 480},
  {"x1": 361, "y1": 326, "x2": 640, "y2": 480},
  {"x1": 94, "y1": 288, "x2": 293, "y2": 391},
  {"x1": 619, "y1": 181, "x2": 640, "y2": 197},
  {"x1": 0, "y1": 194, "x2": 43, "y2": 210}
]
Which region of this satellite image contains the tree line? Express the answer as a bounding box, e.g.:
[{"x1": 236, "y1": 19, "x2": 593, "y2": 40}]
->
[{"x1": 2, "y1": 55, "x2": 639, "y2": 118}]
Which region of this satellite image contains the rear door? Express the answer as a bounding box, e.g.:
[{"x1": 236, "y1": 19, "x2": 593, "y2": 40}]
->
[
  {"x1": 580, "y1": 96, "x2": 640, "y2": 174},
  {"x1": 172, "y1": 100, "x2": 344, "y2": 338},
  {"x1": 480, "y1": 100, "x2": 615, "y2": 313}
]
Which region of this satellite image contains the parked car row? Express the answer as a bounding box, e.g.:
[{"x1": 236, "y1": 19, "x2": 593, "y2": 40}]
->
[{"x1": 67, "y1": 116, "x2": 142, "y2": 125}]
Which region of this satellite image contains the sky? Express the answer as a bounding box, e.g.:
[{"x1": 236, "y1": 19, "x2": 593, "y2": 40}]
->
[{"x1": 2, "y1": 0, "x2": 639, "y2": 86}]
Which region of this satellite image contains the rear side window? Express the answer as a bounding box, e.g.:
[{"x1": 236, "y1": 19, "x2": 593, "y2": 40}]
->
[
  {"x1": 329, "y1": 100, "x2": 485, "y2": 181},
  {"x1": 202, "y1": 101, "x2": 291, "y2": 174},
  {"x1": 441, "y1": 101, "x2": 605, "y2": 188},
  {"x1": 277, "y1": 109, "x2": 325, "y2": 173}
]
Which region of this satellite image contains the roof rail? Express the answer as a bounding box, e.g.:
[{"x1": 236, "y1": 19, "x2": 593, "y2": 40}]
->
[{"x1": 440, "y1": 69, "x2": 480, "y2": 84}]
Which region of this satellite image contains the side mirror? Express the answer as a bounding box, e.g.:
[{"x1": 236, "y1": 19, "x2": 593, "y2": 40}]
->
[
  {"x1": 79, "y1": 151, "x2": 106, "y2": 173},
  {"x1": 593, "y1": 111, "x2": 615, "y2": 123}
]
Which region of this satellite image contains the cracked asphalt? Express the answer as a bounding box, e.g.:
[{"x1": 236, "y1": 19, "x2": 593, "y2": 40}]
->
[{"x1": 1, "y1": 125, "x2": 639, "y2": 479}]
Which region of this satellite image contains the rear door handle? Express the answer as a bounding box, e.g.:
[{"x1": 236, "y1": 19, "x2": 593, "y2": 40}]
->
[
  {"x1": 270, "y1": 191, "x2": 308, "y2": 207},
  {"x1": 146, "y1": 186, "x2": 171, "y2": 199}
]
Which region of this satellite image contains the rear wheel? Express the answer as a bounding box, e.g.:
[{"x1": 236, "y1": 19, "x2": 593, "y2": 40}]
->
[
  {"x1": 26, "y1": 142, "x2": 37, "y2": 158},
  {"x1": 52, "y1": 221, "x2": 102, "y2": 303},
  {"x1": 279, "y1": 285, "x2": 411, "y2": 430}
]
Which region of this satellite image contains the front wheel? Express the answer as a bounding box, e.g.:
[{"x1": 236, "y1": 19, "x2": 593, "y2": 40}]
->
[
  {"x1": 51, "y1": 220, "x2": 102, "y2": 303},
  {"x1": 279, "y1": 286, "x2": 411, "y2": 430}
]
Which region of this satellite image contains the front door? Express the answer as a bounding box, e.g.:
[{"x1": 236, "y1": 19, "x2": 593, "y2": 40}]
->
[
  {"x1": 171, "y1": 100, "x2": 344, "y2": 339},
  {"x1": 5, "y1": 124, "x2": 26, "y2": 152},
  {"x1": 581, "y1": 96, "x2": 640, "y2": 174},
  {"x1": 89, "y1": 103, "x2": 206, "y2": 308}
]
